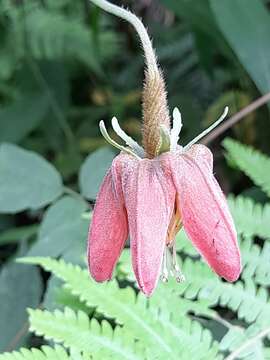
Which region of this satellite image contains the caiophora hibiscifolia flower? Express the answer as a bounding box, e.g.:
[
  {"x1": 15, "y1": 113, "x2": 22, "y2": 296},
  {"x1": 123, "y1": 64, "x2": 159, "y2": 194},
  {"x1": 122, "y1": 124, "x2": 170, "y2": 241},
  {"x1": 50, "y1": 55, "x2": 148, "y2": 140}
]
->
[{"x1": 87, "y1": 0, "x2": 241, "y2": 296}]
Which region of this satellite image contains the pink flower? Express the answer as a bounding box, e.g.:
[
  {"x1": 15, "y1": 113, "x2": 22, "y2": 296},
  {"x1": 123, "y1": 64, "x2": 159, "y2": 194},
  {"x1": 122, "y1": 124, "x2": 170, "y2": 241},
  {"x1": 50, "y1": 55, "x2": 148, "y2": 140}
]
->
[
  {"x1": 86, "y1": 0, "x2": 241, "y2": 296},
  {"x1": 87, "y1": 117, "x2": 241, "y2": 296}
]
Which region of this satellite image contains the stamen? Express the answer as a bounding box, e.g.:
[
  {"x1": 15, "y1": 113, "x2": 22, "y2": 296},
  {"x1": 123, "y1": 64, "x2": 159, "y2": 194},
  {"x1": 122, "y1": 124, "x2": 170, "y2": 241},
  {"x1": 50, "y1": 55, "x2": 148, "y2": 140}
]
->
[
  {"x1": 111, "y1": 117, "x2": 145, "y2": 158},
  {"x1": 160, "y1": 242, "x2": 186, "y2": 284},
  {"x1": 184, "y1": 106, "x2": 229, "y2": 150},
  {"x1": 170, "y1": 107, "x2": 182, "y2": 151},
  {"x1": 161, "y1": 248, "x2": 169, "y2": 282},
  {"x1": 99, "y1": 121, "x2": 141, "y2": 159},
  {"x1": 172, "y1": 240, "x2": 185, "y2": 283}
]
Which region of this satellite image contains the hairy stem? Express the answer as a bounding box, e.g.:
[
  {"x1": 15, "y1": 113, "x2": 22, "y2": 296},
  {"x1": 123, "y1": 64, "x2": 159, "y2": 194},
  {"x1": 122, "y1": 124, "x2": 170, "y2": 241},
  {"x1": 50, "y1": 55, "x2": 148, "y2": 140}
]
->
[
  {"x1": 89, "y1": 0, "x2": 158, "y2": 76},
  {"x1": 88, "y1": 0, "x2": 170, "y2": 158}
]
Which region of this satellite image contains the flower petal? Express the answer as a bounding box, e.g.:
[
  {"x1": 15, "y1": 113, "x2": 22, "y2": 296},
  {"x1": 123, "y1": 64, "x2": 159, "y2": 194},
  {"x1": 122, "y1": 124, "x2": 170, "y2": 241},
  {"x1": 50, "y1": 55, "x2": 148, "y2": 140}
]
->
[
  {"x1": 88, "y1": 159, "x2": 128, "y2": 282},
  {"x1": 170, "y1": 146, "x2": 241, "y2": 282},
  {"x1": 186, "y1": 144, "x2": 213, "y2": 170},
  {"x1": 121, "y1": 154, "x2": 175, "y2": 296}
]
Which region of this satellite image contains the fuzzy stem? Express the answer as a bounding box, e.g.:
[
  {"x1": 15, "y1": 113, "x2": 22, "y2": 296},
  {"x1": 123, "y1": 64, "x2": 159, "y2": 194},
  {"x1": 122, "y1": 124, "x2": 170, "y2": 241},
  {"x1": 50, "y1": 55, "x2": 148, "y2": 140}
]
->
[
  {"x1": 89, "y1": 0, "x2": 170, "y2": 158},
  {"x1": 89, "y1": 0, "x2": 158, "y2": 76}
]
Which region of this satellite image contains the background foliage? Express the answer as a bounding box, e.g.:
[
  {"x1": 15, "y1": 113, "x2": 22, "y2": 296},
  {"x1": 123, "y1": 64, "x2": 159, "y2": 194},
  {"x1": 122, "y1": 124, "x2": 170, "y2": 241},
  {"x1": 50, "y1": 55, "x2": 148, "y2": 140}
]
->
[{"x1": 0, "y1": 0, "x2": 270, "y2": 359}]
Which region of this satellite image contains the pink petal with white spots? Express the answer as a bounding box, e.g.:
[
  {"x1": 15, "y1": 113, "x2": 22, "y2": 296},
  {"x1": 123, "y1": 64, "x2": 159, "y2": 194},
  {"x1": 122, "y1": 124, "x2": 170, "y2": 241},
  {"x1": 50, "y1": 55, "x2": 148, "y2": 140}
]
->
[
  {"x1": 88, "y1": 159, "x2": 128, "y2": 282},
  {"x1": 120, "y1": 154, "x2": 175, "y2": 296},
  {"x1": 170, "y1": 145, "x2": 241, "y2": 282}
]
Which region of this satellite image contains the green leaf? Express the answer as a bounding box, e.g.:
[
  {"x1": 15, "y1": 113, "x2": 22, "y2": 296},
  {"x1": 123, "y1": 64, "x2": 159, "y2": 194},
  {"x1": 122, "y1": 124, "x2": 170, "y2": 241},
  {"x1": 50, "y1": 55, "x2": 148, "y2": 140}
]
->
[
  {"x1": 28, "y1": 308, "x2": 141, "y2": 360},
  {"x1": 220, "y1": 324, "x2": 267, "y2": 359},
  {"x1": 177, "y1": 258, "x2": 270, "y2": 328},
  {"x1": 19, "y1": 257, "x2": 219, "y2": 360},
  {"x1": 43, "y1": 275, "x2": 91, "y2": 314},
  {"x1": 18, "y1": 6, "x2": 101, "y2": 74},
  {"x1": 0, "y1": 262, "x2": 42, "y2": 352},
  {"x1": 0, "y1": 143, "x2": 63, "y2": 213},
  {"x1": 79, "y1": 147, "x2": 115, "y2": 199},
  {"x1": 160, "y1": 0, "x2": 231, "y2": 64},
  {"x1": 0, "y1": 345, "x2": 74, "y2": 360},
  {"x1": 0, "y1": 94, "x2": 49, "y2": 143},
  {"x1": 210, "y1": 0, "x2": 270, "y2": 94},
  {"x1": 27, "y1": 196, "x2": 88, "y2": 258},
  {"x1": 20, "y1": 258, "x2": 175, "y2": 358},
  {"x1": 228, "y1": 195, "x2": 270, "y2": 240},
  {"x1": 241, "y1": 237, "x2": 270, "y2": 287},
  {"x1": 223, "y1": 138, "x2": 270, "y2": 197}
]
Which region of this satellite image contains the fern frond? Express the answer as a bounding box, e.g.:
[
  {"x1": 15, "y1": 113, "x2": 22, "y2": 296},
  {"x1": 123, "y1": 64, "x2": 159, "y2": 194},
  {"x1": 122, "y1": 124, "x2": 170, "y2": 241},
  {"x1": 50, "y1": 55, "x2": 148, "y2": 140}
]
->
[
  {"x1": 220, "y1": 323, "x2": 270, "y2": 359},
  {"x1": 22, "y1": 253, "x2": 270, "y2": 332},
  {"x1": 228, "y1": 195, "x2": 270, "y2": 240},
  {"x1": 0, "y1": 345, "x2": 71, "y2": 360},
  {"x1": 19, "y1": 257, "x2": 179, "y2": 358},
  {"x1": 19, "y1": 257, "x2": 219, "y2": 359},
  {"x1": 1, "y1": 0, "x2": 120, "y2": 79},
  {"x1": 220, "y1": 324, "x2": 265, "y2": 360},
  {"x1": 23, "y1": 7, "x2": 99, "y2": 70},
  {"x1": 28, "y1": 308, "x2": 141, "y2": 360},
  {"x1": 116, "y1": 250, "x2": 211, "y2": 320},
  {"x1": 176, "y1": 258, "x2": 270, "y2": 328},
  {"x1": 158, "y1": 314, "x2": 220, "y2": 359},
  {"x1": 223, "y1": 138, "x2": 270, "y2": 197},
  {"x1": 241, "y1": 237, "x2": 270, "y2": 286},
  {"x1": 28, "y1": 306, "x2": 220, "y2": 360},
  {"x1": 218, "y1": 196, "x2": 270, "y2": 286}
]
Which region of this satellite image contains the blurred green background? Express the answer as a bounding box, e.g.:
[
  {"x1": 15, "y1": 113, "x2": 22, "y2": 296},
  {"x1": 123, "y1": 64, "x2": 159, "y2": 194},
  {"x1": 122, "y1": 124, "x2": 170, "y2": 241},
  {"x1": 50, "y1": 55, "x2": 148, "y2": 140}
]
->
[{"x1": 1, "y1": 0, "x2": 270, "y2": 359}]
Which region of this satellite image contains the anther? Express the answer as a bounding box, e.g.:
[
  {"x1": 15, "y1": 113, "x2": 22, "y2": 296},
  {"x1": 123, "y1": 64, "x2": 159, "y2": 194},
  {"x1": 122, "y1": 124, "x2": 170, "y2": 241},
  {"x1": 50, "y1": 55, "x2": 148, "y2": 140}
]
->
[
  {"x1": 176, "y1": 274, "x2": 186, "y2": 283},
  {"x1": 161, "y1": 275, "x2": 169, "y2": 283}
]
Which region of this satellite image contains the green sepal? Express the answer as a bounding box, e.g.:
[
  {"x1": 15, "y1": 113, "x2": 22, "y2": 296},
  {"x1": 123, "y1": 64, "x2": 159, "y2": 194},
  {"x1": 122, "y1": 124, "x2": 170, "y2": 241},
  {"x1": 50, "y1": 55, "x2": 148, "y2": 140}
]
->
[{"x1": 157, "y1": 125, "x2": 171, "y2": 155}]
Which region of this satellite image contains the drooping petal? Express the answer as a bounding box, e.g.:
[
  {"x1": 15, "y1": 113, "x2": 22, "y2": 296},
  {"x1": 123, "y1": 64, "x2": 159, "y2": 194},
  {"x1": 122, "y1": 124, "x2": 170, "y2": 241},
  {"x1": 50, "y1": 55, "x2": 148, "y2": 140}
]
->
[
  {"x1": 170, "y1": 145, "x2": 241, "y2": 282},
  {"x1": 88, "y1": 157, "x2": 128, "y2": 282},
  {"x1": 120, "y1": 154, "x2": 175, "y2": 296},
  {"x1": 186, "y1": 144, "x2": 213, "y2": 170}
]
